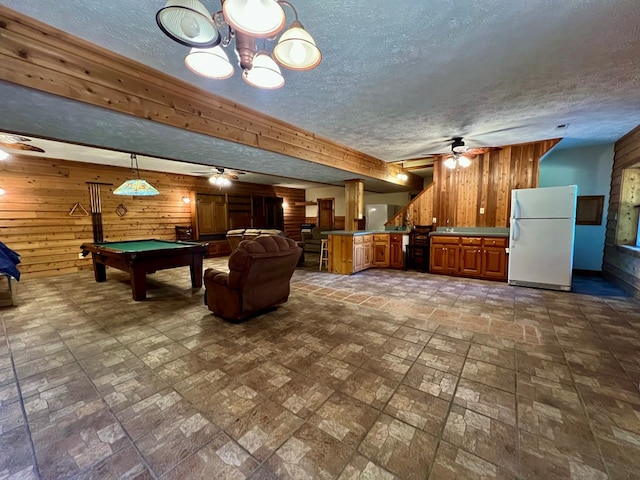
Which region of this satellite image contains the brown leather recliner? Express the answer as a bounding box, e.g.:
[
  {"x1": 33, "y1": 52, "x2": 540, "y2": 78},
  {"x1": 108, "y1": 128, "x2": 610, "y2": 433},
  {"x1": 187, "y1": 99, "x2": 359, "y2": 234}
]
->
[{"x1": 204, "y1": 235, "x2": 302, "y2": 321}]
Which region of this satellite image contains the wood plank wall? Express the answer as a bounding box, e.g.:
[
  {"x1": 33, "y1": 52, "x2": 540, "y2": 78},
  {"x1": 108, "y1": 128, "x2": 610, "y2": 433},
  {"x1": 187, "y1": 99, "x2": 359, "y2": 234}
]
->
[
  {"x1": 387, "y1": 139, "x2": 559, "y2": 229},
  {"x1": 0, "y1": 155, "x2": 305, "y2": 279},
  {"x1": 304, "y1": 216, "x2": 346, "y2": 230},
  {"x1": 603, "y1": 125, "x2": 640, "y2": 298},
  {"x1": 0, "y1": 6, "x2": 422, "y2": 191},
  {"x1": 433, "y1": 140, "x2": 559, "y2": 228},
  {"x1": 387, "y1": 185, "x2": 434, "y2": 228}
]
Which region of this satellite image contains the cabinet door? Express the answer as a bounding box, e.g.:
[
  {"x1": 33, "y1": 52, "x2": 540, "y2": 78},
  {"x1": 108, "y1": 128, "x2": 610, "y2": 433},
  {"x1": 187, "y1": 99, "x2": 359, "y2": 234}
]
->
[
  {"x1": 481, "y1": 247, "x2": 507, "y2": 280},
  {"x1": 364, "y1": 242, "x2": 373, "y2": 268},
  {"x1": 372, "y1": 242, "x2": 390, "y2": 267},
  {"x1": 430, "y1": 244, "x2": 458, "y2": 273},
  {"x1": 353, "y1": 244, "x2": 365, "y2": 272},
  {"x1": 430, "y1": 245, "x2": 447, "y2": 273},
  {"x1": 389, "y1": 242, "x2": 403, "y2": 269},
  {"x1": 197, "y1": 195, "x2": 227, "y2": 235},
  {"x1": 459, "y1": 245, "x2": 482, "y2": 276}
]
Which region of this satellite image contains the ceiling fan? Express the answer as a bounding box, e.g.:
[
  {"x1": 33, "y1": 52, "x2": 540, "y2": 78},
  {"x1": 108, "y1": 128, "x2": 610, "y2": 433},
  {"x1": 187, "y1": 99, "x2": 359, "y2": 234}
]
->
[
  {"x1": 443, "y1": 137, "x2": 486, "y2": 169},
  {"x1": 191, "y1": 167, "x2": 246, "y2": 186},
  {"x1": 0, "y1": 134, "x2": 45, "y2": 153}
]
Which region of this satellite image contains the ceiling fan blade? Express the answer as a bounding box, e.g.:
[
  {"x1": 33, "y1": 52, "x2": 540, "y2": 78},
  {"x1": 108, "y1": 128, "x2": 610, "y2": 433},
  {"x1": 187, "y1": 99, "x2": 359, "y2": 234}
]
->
[{"x1": 0, "y1": 142, "x2": 45, "y2": 152}]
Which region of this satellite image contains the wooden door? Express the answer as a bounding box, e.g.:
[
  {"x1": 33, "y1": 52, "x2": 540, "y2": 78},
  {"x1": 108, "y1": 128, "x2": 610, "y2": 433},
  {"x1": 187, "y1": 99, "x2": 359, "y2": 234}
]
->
[
  {"x1": 389, "y1": 236, "x2": 404, "y2": 269},
  {"x1": 364, "y1": 235, "x2": 373, "y2": 268},
  {"x1": 317, "y1": 198, "x2": 334, "y2": 231},
  {"x1": 459, "y1": 246, "x2": 482, "y2": 276},
  {"x1": 196, "y1": 194, "x2": 227, "y2": 235},
  {"x1": 353, "y1": 244, "x2": 365, "y2": 272},
  {"x1": 372, "y1": 242, "x2": 390, "y2": 267},
  {"x1": 265, "y1": 197, "x2": 284, "y2": 229},
  {"x1": 481, "y1": 247, "x2": 507, "y2": 279}
]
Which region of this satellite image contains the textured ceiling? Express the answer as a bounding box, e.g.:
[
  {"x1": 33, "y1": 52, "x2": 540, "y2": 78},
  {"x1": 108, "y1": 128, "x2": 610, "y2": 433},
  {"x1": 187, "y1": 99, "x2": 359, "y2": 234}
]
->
[{"x1": 0, "y1": 1, "x2": 639, "y2": 191}]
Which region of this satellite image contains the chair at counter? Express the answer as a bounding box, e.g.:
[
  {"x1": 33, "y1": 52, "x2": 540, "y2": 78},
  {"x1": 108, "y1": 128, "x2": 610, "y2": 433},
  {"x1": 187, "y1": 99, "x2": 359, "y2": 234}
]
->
[{"x1": 405, "y1": 225, "x2": 433, "y2": 272}]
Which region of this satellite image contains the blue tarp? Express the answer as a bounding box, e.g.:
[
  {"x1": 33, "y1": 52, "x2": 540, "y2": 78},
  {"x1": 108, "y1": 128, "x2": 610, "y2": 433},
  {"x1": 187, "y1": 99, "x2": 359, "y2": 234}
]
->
[{"x1": 0, "y1": 241, "x2": 20, "y2": 281}]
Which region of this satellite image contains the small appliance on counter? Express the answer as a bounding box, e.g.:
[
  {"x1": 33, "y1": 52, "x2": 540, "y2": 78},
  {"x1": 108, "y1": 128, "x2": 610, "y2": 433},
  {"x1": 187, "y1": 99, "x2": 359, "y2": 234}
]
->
[{"x1": 508, "y1": 185, "x2": 577, "y2": 291}]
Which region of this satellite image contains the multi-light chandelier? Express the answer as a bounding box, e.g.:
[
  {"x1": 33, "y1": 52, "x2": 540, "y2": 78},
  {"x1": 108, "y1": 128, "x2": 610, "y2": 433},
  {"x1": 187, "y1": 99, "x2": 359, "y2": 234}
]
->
[{"x1": 156, "y1": 0, "x2": 322, "y2": 89}]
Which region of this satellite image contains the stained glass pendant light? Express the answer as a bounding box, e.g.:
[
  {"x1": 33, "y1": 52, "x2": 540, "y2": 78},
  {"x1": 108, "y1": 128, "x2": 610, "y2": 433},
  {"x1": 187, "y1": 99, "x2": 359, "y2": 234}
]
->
[{"x1": 113, "y1": 154, "x2": 160, "y2": 196}]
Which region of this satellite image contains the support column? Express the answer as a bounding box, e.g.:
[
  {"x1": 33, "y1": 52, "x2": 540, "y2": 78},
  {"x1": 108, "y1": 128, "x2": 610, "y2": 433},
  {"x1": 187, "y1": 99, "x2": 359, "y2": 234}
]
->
[{"x1": 345, "y1": 179, "x2": 365, "y2": 231}]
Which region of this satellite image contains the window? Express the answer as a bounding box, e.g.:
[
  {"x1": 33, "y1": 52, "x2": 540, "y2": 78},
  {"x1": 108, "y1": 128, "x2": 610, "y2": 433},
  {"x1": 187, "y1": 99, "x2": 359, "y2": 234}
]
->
[{"x1": 617, "y1": 167, "x2": 640, "y2": 248}]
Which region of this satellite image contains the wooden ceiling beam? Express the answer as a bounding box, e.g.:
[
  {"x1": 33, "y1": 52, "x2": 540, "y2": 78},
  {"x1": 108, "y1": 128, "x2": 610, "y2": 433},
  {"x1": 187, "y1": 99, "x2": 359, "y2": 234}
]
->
[{"x1": 0, "y1": 7, "x2": 423, "y2": 190}]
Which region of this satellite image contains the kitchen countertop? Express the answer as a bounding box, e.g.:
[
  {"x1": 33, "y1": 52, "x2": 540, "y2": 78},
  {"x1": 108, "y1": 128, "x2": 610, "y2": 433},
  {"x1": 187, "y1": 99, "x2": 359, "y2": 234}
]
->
[
  {"x1": 324, "y1": 230, "x2": 409, "y2": 236},
  {"x1": 430, "y1": 227, "x2": 510, "y2": 237}
]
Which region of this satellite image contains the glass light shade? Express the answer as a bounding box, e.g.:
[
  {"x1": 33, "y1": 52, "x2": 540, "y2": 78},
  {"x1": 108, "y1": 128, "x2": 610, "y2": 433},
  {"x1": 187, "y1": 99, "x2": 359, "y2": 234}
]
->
[
  {"x1": 444, "y1": 157, "x2": 457, "y2": 169},
  {"x1": 273, "y1": 22, "x2": 322, "y2": 70},
  {"x1": 0, "y1": 187, "x2": 5, "y2": 195},
  {"x1": 457, "y1": 155, "x2": 472, "y2": 168},
  {"x1": 185, "y1": 46, "x2": 234, "y2": 79},
  {"x1": 0, "y1": 150, "x2": 8, "y2": 160},
  {"x1": 222, "y1": 0, "x2": 285, "y2": 37},
  {"x1": 156, "y1": 0, "x2": 220, "y2": 47},
  {"x1": 396, "y1": 173, "x2": 408, "y2": 181},
  {"x1": 113, "y1": 179, "x2": 160, "y2": 196},
  {"x1": 210, "y1": 176, "x2": 231, "y2": 187},
  {"x1": 242, "y1": 52, "x2": 285, "y2": 89}
]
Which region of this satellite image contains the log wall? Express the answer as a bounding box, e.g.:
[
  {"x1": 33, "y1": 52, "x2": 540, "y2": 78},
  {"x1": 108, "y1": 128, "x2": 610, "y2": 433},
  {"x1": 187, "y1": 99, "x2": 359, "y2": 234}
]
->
[
  {"x1": 603, "y1": 125, "x2": 640, "y2": 298},
  {"x1": 0, "y1": 154, "x2": 305, "y2": 278}
]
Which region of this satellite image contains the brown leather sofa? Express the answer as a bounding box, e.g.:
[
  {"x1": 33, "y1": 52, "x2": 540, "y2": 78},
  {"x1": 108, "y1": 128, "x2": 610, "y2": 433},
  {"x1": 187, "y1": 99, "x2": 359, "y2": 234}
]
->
[
  {"x1": 226, "y1": 228, "x2": 285, "y2": 250},
  {"x1": 204, "y1": 235, "x2": 302, "y2": 322}
]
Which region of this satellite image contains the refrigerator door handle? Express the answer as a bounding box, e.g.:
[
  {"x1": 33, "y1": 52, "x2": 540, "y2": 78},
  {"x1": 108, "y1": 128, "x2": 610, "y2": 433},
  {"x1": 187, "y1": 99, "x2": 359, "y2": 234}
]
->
[
  {"x1": 512, "y1": 220, "x2": 519, "y2": 241},
  {"x1": 513, "y1": 193, "x2": 520, "y2": 220}
]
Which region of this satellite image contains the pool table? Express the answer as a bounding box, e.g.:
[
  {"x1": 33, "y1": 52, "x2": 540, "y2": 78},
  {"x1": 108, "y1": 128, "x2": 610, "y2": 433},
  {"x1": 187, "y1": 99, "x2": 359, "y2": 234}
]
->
[{"x1": 80, "y1": 239, "x2": 208, "y2": 301}]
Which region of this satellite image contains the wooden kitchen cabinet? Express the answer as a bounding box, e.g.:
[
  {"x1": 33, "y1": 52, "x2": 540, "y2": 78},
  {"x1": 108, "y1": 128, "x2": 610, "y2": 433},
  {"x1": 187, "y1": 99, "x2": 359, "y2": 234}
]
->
[
  {"x1": 459, "y1": 237, "x2": 482, "y2": 276},
  {"x1": 372, "y1": 234, "x2": 390, "y2": 267},
  {"x1": 363, "y1": 235, "x2": 373, "y2": 268},
  {"x1": 430, "y1": 236, "x2": 459, "y2": 274},
  {"x1": 430, "y1": 235, "x2": 508, "y2": 281},
  {"x1": 353, "y1": 235, "x2": 365, "y2": 272},
  {"x1": 328, "y1": 233, "x2": 403, "y2": 274},
  {"x1": 389, "y1": 234, "x2": 404, "y2": 269},
  {"x1": 481, "y1": 237, "x2": 508, "y2": 279}
]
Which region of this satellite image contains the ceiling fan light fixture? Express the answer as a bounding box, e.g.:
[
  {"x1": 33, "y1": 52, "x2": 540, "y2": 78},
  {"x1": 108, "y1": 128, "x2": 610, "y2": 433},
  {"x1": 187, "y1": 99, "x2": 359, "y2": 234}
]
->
[
  {"x1": 242, "y1": 52, "x2": 285, "y2": 89},
  {"x1": 457, "y1": 155, "x2": 472, "y2": 168},
  {"x1": 273, "y1": 21, "x2": 322, "y2": 70},
  {"x1": 156, "y1": 0, "x2": 220, "y2": 47},
  {"x1": 222, "y1": 0, "x2": 286, "y2": 37},
  {"x1": 451, "y1": 137, "x2": 466, "y2": 153},
  {"x1": 444, "y1": 157, "x2": 457, "y2": 169},
  {"x1": 185, "y1": 46, "x2": 234, "y2": 79},
  {"x1": 209, "y1": 175, "x2": 231, "y2": 187}
]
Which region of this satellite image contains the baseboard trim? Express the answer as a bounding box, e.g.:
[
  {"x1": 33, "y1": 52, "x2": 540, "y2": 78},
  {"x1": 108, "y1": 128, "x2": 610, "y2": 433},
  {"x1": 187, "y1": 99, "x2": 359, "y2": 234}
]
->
[{"x1": 573, "y1": 269, "x2": 603, "y2": 277}]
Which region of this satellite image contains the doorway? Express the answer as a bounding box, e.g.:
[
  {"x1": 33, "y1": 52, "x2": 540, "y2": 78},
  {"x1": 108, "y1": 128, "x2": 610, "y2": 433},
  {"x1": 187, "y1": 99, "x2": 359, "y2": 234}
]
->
[{"x1": 317, "y1": 198, "x2": 334, "y2": 231}]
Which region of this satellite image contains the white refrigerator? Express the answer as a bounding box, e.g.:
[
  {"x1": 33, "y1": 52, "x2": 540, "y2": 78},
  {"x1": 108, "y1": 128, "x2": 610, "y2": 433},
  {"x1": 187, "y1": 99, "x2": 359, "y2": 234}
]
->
[
  {"x1": 508, "y1": 185, "x2": 577, "y2": 291},
  {"x1": 365, "y1": 204, "x2": 400, "y2": 231}
]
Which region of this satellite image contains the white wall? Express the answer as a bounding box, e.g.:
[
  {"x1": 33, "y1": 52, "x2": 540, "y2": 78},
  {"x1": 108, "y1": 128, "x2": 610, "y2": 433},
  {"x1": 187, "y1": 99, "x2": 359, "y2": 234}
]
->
[
  {"x1": 539, "y1": 143, "x2": 614, "y2": 271},
  {"x1": 304, "y1": 187, "x2": 411, "y2": 219}
]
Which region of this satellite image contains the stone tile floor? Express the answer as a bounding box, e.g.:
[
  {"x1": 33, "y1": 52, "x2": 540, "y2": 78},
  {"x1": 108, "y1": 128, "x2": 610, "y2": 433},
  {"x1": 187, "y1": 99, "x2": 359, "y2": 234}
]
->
[{"x1": 0, "y1": 255, "x2": 639, "y2": 479}]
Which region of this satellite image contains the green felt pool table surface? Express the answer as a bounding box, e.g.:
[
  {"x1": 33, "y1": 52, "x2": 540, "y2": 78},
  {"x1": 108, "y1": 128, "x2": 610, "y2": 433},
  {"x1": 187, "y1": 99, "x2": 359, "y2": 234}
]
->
[
  {"x1": 90, "y1": 239, "x2": 201, "y2": 253},
  {"x1": 80, "y1": 239, "x2": 207, "y2": 301}
]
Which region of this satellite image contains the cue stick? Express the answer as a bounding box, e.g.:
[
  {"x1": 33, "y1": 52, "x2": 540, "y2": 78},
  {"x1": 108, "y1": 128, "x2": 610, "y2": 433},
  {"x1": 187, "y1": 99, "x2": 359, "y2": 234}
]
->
[{"x1": 86, "y1": 182, "x2": 112, "y2": 243}]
